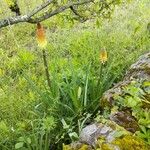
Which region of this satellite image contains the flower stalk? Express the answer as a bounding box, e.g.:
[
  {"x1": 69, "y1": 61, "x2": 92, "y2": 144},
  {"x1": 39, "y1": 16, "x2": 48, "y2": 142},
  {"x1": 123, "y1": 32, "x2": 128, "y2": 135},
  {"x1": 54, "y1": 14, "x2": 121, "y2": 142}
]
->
[
  {"x1": 42, "y1": 49, "x2": 51, "y2": 89},
  {"x1": 36, "y1": 22, "x2": 51, "y2": 89}
]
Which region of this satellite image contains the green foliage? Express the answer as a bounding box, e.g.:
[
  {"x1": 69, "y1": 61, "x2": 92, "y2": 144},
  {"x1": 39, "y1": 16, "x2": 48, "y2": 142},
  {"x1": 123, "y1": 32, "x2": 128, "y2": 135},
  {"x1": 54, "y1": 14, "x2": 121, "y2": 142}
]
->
[
  {"x1": 13, "y1": 116, "x2": 56, "y2": 150},
  {"x1": 115, "y1": 81, "x2": 150, "y2": 144}
]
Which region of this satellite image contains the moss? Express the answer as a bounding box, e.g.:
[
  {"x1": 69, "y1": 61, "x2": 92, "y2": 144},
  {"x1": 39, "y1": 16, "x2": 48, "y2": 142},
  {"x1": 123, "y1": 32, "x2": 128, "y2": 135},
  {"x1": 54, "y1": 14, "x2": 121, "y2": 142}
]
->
[
  {"x1": 97, "y1": 135, "x2": 118, "y2": 150},
  {"x1": 112, "y1": 135, "x2": 150, "y2": 150},
  {"x1": 63, "y1": 144, "x2": 72, "y2": 150},
  {"x1": 63, "y1": 144, "x2": 92, "y2": 150},
  {"x1": 78, "y1": 144, "x2": 90, "y2": 150},
  {"x1": 101, "y1": 143, "x2": 114, "y2": 150}
]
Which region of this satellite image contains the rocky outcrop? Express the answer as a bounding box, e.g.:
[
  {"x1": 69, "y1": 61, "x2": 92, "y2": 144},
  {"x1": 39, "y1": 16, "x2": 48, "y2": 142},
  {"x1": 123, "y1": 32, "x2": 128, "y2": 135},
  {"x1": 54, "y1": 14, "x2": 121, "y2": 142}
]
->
[
  {"x1": 101, "y1": 53, "x2": 150, "y2": 108},
  {"x1": 125, "y1": 52, "x2": 150, "y2": 80},
  {"x1": 63, "y1": 53, "x2": 150, "y2": 150},
  {"x1": 100, "y1": 52, "x2": 150, "y2": 133},
  {"x1": 63, "y1": 121, "x2": 149, "y2": 150}
]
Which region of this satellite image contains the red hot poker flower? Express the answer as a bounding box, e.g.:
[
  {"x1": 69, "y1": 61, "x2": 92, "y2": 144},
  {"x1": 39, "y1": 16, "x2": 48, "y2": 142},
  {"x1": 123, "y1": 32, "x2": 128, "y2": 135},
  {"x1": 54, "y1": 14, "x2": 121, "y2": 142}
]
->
[
  {"x1": 100, "y1": 49, "x2": 108, "y2": 64},
  {"x1": 36, "y1": 23, "x2": 47, "y2": 49}
]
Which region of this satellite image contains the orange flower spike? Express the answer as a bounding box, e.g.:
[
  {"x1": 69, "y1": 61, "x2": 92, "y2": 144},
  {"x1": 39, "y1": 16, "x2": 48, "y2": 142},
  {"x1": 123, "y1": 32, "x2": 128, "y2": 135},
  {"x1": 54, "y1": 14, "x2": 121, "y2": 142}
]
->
[
  {"x1": 36, "y1": 23, "x2": 47, "y2": 49},
  {"x1": 100, "y1": 48, "x2": 108, "y2": 64}
]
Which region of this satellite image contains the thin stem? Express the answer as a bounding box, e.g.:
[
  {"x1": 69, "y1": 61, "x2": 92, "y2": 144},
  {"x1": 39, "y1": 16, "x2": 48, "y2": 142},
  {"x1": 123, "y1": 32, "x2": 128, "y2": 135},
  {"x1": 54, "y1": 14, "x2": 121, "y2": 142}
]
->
[
  {"x1": 42, "y1": 49, "x2": 51, "y2": 89},
  {"x1": 97, "y1": 64, "x2": 103, "y2": 93},
  {"x1": 84, "y1": 63, "x2": 91, "y2": 107},
  {"x1": 40, "y1": 133, "x2": 43, "y2": 150},
  {"x1": 44, "y1": 133, "x2": 49, "y2": 150}
]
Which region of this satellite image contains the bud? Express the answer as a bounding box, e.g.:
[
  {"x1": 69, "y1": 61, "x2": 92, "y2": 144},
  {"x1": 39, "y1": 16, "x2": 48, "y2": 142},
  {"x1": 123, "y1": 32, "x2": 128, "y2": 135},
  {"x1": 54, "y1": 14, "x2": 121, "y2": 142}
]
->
[
  {"x1": 36, "y1": 23, "x2": 47, "y2": 49},
  {"x1": 100, "y1": 49, "x2": 108, "y2": 64}
]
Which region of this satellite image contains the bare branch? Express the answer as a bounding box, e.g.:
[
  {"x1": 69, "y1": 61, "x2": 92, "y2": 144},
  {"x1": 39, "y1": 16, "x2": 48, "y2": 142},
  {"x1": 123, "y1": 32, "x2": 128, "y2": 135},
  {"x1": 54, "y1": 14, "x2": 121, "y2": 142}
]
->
[
  {"x1": 0, "y1": 0, "x2": 55, "y2": 28},
  {"x1": 0, "y1": 15, "x2": 28, "y2": 28},
  {"x1": 28, "y1": 0, "x2": 93, "y2": 23},
  {"x1": 27, "y1": 0, "x2": 54, "y2": 18},
  {"x1": 70, "y1": 6, "x2": 88, "y2": 22},
  {"x1": 0, "y1": 0, "x2": 92, "y2": 28},
  {"x1": 70, "y1": 6, "x2": 82, "y2": 17}
]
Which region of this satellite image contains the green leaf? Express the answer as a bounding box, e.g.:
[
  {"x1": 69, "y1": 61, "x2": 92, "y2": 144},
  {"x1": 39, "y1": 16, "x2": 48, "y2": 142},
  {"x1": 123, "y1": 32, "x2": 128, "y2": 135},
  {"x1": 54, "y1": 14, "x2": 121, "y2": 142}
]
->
[
  {"x1": 69, "y1": 132, "x2": 79, "y2": 141},
  {"x1": 78, "y1": 86, "x2": 82, "y2": 99},
  {"x1": 61, "y1": 118, "x2": 69, "y2": 129},
  {"x1": 27, "y1": 138, "x2": 31, "y2": 144},
  {"x1": 15, "y1": 142, "x2": 24, "y2": 149},
  {"x1": 18, "y1": 137, "x2": 24, "y2": 142}
]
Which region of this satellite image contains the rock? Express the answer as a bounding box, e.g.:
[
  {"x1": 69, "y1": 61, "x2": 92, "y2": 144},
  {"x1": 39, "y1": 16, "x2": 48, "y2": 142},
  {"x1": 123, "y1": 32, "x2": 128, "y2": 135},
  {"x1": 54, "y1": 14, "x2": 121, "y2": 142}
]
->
[
  {"x1": 110, "y1": 109, "x2": 139, "y2": 133},
  {"x1": 125, "y1": 52, "x2": 150, "y2": 80},
  {"x1": 63, "y1": 143, "x2": 92, "y2": 150},
  {"x1": 79, "y1": 123, "x2": 112, "y2": 146},
  {"x1": 100, "y1": 52, "x2": 150, "y2": 133},
  {"x1": 111, "y1": 135, "x2": 150, "y2": 150},
  {"x1": 98, "y1": 136, "x2": 147, "y2": 150},
  {"x1": 63, "y1": 122, "x2": 149, "y2": 150}
]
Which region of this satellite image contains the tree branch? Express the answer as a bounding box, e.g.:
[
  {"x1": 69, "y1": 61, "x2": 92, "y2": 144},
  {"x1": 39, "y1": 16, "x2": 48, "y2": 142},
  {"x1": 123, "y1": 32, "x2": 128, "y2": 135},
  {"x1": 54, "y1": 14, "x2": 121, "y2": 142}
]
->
[
  {"x1": 27, "y1": 0, "x2": 54, "y2": 18},
  {"x1": 70, "y1": 6, "x2": 87, "y2": 22},
  {"x1": 0, "y1": 15, "x2": 28, "y2": 28},
  {"x1": 28, "y1": 0, "x2": 93, "y2": 23},
  {"x1": 70, "y1": 6, "x2": 82, "y2": 17},
  {"x1": 0, "y1": 0, "x2": 92, "y2": 28}
]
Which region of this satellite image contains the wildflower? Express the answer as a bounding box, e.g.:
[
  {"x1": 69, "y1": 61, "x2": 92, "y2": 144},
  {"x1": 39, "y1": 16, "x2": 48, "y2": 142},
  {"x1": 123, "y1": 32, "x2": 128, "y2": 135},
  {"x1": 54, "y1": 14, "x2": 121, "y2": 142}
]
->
[
  {"x1": 100, "y1": 48, "x2": 108, "y2": 64},
  {"x1": 36, "y1": 22, "x2": 47, "y2": 49}
]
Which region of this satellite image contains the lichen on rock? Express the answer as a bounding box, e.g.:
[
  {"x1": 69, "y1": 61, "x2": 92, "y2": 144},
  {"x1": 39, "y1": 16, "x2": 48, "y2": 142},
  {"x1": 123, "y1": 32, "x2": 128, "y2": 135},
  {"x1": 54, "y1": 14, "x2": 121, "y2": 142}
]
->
[
  {"x1": 63, "y1": 122, "x2": 150, "y2": 150},
  {"x1": 112, "y1": 135, "x2": 149, "y2": 150}
]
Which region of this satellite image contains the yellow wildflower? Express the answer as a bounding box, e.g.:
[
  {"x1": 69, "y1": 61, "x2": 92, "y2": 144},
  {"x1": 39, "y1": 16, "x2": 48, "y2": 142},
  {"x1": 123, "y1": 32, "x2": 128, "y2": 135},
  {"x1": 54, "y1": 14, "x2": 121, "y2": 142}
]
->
[{"x1": 100, "y1": 49, "x2": 108, "y2": 64}]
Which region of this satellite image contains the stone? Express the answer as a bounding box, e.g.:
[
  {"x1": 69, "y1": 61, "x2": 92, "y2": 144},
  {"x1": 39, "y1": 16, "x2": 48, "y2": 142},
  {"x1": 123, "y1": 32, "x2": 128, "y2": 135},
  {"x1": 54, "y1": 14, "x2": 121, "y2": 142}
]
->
[
  {"x1": 125, "y1": 52, "x2": 150, "y2": 80},
  {"x1": 63, "y1": 122, "x2": 149, "y2": 150}
]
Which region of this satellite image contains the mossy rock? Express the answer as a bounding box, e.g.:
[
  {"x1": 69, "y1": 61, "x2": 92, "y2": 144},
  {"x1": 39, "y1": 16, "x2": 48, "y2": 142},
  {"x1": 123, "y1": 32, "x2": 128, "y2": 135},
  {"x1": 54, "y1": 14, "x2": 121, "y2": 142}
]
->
[
  {"x1": 96, "y1": 135, "x2": 150, "y2": 150},
  {"x1": 101, "y1": 52, "x2": 150, "y2": 108},
  {"x1": 63, "y1": 121, "x2": 130, "y2": 149},
  {"x1": 112, "y1": 135, "x2": 149, "y2": 150},
  {"x1": 63, "y1": 143, "x2": 93, "y2": 150},
  {"x1": 63, "y1": 123, "x2": 150, "y2": 150},
  {"x1": 100, "y1": 53, "x2": 150, "y2": 134}
]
